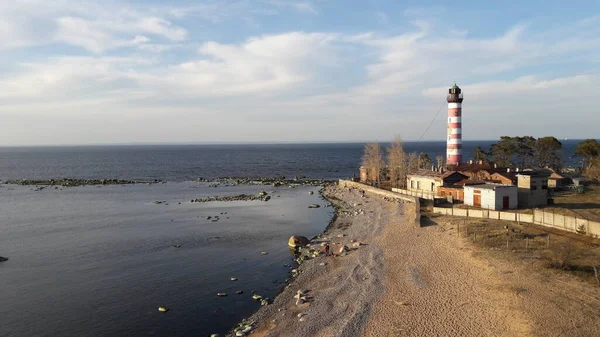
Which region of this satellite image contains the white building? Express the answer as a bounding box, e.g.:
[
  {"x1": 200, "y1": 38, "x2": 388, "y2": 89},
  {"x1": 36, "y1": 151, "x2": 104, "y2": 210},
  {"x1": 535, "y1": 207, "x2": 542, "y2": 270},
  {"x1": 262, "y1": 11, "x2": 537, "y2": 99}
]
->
[{"x1": 463, "y1": 183, "x2": 518, "y2": 210}]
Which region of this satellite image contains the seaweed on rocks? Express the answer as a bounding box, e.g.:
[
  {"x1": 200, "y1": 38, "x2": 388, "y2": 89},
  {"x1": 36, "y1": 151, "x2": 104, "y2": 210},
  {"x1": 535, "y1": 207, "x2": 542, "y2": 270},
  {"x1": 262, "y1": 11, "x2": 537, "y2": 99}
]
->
[
  {"x1": 5, "y1": 178, "x2": 161, "y2": 187},
  {"x1": 190, "y1": 194, "x2": 272, "y2": 203},
  {"x1": 196, "y1": 176, "x2": 334, "y2": 187}
]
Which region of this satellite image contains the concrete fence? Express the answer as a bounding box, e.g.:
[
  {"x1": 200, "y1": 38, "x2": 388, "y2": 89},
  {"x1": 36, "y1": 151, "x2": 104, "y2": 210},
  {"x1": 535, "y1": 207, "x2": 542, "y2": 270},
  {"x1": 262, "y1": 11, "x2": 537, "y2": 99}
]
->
[
  {"x1": 391, "y1": 188, "x2": 435, "y2": 200},
  {"x1": 432, "y1": 207, "x2": 600, "y2": 238},
  {"x1": 338, "y1": 180, "x2": 420, "y2": 221}
]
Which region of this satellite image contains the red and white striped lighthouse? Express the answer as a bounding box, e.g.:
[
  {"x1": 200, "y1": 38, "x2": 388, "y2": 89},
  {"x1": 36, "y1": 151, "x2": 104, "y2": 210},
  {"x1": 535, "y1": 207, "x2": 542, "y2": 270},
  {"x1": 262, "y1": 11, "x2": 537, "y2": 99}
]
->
[{"x1": 446, "y1": 84, "x2": 463, "y2": 167}]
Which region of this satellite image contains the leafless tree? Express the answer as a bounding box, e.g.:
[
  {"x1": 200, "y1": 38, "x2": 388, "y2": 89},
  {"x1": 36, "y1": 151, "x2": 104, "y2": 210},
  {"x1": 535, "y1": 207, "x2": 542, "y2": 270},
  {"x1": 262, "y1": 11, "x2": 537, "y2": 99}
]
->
[
  {"x1": 585, "y1": 157, "x2": 600, "y2": 182},
  {"x1": 407, "y1": 152, "x2": 419, "y2": 174},
  {"x1": 362, "y1": 143, "x2": 384, "y2": 186},
  {"x1": 387, "y1": 137, "x2": 406, "y2": 188},
  {"x1": 436, "y1": 155, "x2": 445, "y2": 170}
]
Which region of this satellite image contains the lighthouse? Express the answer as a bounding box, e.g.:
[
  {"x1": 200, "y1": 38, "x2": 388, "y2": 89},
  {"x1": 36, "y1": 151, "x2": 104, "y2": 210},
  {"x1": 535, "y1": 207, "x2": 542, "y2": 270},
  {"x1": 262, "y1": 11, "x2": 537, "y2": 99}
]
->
[{"x1": 446, "y1": 84, "x2": 463, "y2": 167}]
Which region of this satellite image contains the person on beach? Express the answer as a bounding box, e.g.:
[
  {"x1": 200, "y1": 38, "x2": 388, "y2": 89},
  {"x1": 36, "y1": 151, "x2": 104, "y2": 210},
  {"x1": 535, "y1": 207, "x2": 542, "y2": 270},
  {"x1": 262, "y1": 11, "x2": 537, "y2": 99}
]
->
[{"x1": 323, "y1": 244, "x2": 330, "y2": 256}]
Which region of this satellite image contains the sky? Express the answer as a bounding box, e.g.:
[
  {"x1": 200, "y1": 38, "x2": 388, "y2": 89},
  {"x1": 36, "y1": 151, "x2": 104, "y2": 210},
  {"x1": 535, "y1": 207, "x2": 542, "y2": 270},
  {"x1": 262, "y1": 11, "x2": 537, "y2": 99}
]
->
[{"x1": 1, "y1": 0, "x2": 599, "y2": 145}]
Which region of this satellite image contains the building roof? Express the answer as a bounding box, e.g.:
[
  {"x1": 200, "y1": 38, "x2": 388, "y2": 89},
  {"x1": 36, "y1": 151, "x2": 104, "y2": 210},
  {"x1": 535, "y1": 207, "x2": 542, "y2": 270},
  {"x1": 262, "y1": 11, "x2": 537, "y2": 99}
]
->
[
  {"x1": 489, "y1": 171, "x2": 518, "y2": 181},
  {"x1": 464, "y1": 183, "x2": 516, "y2": 190},
  {"x1": 407, "y1": 170, "x2": 466, "y2": 180},
  {"x1": 453, "y1": 163, "x2": 493, "y2": 173},
  {"x1": 517, "y1": 170, "x2": 551, "y2": 177},
  {"x1": 454, "y1": 179, "x2": 485, "y2": 186}
]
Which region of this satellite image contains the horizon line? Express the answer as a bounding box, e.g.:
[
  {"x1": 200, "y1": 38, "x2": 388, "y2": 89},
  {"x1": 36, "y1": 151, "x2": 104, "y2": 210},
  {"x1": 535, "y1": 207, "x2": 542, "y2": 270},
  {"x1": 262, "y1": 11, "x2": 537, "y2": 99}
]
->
[{"x1": 0, "y1": 139, "x2": 586, "y2": 148}]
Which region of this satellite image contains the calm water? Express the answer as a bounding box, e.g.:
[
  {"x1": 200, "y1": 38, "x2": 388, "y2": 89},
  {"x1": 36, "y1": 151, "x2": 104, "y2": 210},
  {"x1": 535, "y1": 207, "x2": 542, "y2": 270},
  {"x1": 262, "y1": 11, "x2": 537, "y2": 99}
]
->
[
  {"x1": 0, "y1": 183, "x2": 332, "y2": 337},
  {"x1": 0, "y1": 141, "x2": 584, "y2": 182}
]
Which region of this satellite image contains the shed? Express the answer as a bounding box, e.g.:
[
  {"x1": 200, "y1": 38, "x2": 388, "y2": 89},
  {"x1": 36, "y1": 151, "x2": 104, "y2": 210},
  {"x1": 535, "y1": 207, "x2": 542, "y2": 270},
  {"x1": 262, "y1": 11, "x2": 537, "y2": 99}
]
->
[
  {"x1": 406, "y1": 170, "x2": 468, "y2": 193},
  {"x1": 464, "y1": 184, "x2": 518, "y2": 210}
]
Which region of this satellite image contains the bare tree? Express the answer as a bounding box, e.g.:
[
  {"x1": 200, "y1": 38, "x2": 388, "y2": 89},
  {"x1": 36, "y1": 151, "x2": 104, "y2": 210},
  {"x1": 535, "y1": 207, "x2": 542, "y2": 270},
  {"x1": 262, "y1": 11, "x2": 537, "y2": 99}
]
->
[
  {"x1": 407, "y1": 152, "x2": 419, "y2": 174},
  {"x1": 362, "y1": 143, "x2": 384, "y2": 186},
  {"x1": 436, "y1": 155, "x2": 445, "y2": 170},
  {"x1": 586, "y1": 156, "x2": 600, "y2": 182},
  {"x1": 387, "y1": 137, "x2": 406, "y2": 188}
]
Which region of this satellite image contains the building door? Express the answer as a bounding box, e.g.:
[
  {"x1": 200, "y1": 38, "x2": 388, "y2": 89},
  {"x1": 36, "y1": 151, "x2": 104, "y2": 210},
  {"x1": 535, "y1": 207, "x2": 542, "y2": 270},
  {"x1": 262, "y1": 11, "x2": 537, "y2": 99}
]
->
[
  {"x1": 473, "y1": 194, "x2": 481, "y2": 207},
  {"x1": 503, "y1": 196, "x2": 509, "y2": 209}
]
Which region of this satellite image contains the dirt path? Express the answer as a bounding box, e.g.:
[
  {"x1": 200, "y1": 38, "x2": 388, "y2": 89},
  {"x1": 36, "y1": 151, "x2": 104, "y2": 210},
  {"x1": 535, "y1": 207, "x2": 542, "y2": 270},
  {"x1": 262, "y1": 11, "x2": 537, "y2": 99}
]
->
[{"x1": 364, "y1": 204, "x2": 531, "y2": 336}]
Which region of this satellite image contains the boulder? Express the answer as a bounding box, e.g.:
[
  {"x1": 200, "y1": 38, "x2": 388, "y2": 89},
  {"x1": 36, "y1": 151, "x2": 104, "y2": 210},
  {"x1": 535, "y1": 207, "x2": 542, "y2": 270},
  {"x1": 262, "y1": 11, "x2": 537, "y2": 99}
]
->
[
  {"x1": 338, "y1": 245, "x2": 348, "y2": 254},
  {"x1": 288, "y1": 235, "x2": 310, "y2": 248},
  {"x1": 308, "y1": 204, "x2": 320, "y2": 208}
]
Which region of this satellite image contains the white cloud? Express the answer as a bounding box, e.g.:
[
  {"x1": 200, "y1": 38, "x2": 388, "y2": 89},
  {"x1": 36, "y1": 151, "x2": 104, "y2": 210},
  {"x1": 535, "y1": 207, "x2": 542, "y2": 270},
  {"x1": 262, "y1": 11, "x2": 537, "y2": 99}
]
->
[
  {"x1": 0, "y1": 32, "x2": 339, "y2": 105},
  {"x1": 293, "y1": 3, "x2": 318, "y2": 15},
  {"x1": 0, "y1": 0, "x2": 190, "y2": 53}
]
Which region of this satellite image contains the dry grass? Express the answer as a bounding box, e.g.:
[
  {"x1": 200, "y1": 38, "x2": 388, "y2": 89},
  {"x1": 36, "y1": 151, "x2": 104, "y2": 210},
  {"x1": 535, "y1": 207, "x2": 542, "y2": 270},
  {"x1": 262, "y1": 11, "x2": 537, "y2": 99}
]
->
[
  {"x1": 427, "y1": 213, "x2": 600, "y2": 286},
  {"x1": 550, "y1": 185, "x2": 600, "y2": 221}
]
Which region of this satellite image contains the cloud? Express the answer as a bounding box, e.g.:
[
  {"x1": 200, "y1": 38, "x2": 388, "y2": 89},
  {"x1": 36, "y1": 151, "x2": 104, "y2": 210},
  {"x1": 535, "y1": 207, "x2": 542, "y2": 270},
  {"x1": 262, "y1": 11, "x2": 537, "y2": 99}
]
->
[
  {"x1": 374, "y1": 11, "x2": 389, "y2": 25},
  {"x1": 293, "y1": 3, "x2": 318, "y2": 15},
  {"x1": 265, "y1": 0, "x2": 318, "y2": 15},
  {"x1": 1, "y1": 2, "x2": 600, "y2": 144},
  {"x1": 0, "y1": 32, "x2": 339, "y2": 105},
  {"x1": 1, "y1": 0, "x2": 188, "y2": 53}
]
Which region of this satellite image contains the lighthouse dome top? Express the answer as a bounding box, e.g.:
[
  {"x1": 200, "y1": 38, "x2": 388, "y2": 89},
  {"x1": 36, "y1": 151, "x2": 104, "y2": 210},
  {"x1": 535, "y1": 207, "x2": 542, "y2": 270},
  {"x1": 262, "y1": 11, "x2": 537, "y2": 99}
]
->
[{"x1": 447, "y1": 83, "x2": 463, "y2": 102}]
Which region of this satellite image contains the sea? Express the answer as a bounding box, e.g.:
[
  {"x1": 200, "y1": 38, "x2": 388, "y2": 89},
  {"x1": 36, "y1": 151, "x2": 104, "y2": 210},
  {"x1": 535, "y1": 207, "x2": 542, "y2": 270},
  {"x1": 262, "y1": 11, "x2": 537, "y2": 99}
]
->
[{"x1": 0, "y1": 140, "x2": 584, "y2": 337}]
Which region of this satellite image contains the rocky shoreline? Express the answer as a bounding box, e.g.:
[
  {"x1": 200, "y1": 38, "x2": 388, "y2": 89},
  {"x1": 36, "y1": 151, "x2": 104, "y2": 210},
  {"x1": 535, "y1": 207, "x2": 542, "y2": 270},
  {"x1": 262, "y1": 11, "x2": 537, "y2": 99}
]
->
[
  {"x1": 191, "y1": 192, "x2": 272, "y2": 203},
  {"x1": 198, "y1": 176, "x2": 334, "y2": 187},
  {"x1": 2, "y1": 176, "x2": 335, "y2": 188},
  {"x1": 224, "y1": 185, "x2": 349, "y2": 337},
  {"x1": 3, "y1": 178, "x2": 161, "y2": 186}
]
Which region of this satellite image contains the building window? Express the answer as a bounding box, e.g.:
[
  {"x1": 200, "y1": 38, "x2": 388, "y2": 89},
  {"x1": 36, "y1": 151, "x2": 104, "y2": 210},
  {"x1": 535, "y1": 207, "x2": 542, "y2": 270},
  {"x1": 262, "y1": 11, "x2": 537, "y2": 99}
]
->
[
  {"x1": 410, "y1": 180, "x2": 414, "y2": 189},
  {"x1": 417, "y1": 181, "x2": 421, "y2": 189},
  {"x1": 542, "y1": 185, "x2": 548, "y2": 190},
  {"x1": 531, "y1": 186, "x2": 537, "y2": 190}
]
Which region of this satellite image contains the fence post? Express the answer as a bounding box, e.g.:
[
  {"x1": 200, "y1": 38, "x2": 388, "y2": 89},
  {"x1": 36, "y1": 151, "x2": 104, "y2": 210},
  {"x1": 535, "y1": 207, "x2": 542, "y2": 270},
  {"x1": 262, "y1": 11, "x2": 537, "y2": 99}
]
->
[
  {"x1": 547, "y1": 235, "x2": 550, "y2": 247},
  {"x1": 506, "y1": 237, "x2": 509, "y2": 250}
]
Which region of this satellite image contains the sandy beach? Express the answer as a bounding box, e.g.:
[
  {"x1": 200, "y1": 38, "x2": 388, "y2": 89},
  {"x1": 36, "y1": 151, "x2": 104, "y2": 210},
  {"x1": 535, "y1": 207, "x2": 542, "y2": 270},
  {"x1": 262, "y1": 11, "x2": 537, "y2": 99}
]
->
[{"x1": 236, "y1": 184, "x2": 600, "y2": 337}]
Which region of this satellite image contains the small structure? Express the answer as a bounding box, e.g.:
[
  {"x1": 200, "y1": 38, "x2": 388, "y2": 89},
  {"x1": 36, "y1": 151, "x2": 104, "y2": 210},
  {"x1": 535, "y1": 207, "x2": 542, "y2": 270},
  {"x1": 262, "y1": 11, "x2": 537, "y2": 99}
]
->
[
  {"x1": 454, "y1": 162, "x2": 494, "y2": 180},
  {"x1": 438, "y1": 186, "x2": 465, "y2": 202},
  {"x1": 517, "y1": 171, "x2": 550, "y2": 208},
  {"x1": 406, "y1": 170, "x2": 467, "y2": 194},
  {"x1": 464, "y1": 184, "x2": 518, "y2": 210},
  {"x1": 438, "y1": 180, "x2": 485, "y2": 202},
  {"x1": 488, "y1": 171, "x2": 518, "y2": 185},
  {"x1": 547, "y1": 171, "x2": 566, "y2": 188}
]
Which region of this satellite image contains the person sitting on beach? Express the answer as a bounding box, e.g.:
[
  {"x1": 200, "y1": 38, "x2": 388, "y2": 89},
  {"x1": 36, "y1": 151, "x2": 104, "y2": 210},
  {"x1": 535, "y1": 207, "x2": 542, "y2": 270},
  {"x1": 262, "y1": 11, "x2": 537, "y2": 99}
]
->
[{"x1": 323, "y1": 244, "x2": 330, "y2": 256}]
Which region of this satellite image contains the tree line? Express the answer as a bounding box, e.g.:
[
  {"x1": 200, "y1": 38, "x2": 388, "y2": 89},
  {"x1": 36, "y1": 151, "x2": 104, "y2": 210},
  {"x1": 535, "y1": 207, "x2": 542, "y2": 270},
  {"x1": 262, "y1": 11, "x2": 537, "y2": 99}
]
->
[
  {"x1": 361, "y1": 137, "x2": 600, "y2": 188},
  {"x1": 362, "y1": 138, "x2": 443, "y2": 189},
  {"x1": 472, "y1": 136, "x2": 564, "y2": 170}
]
